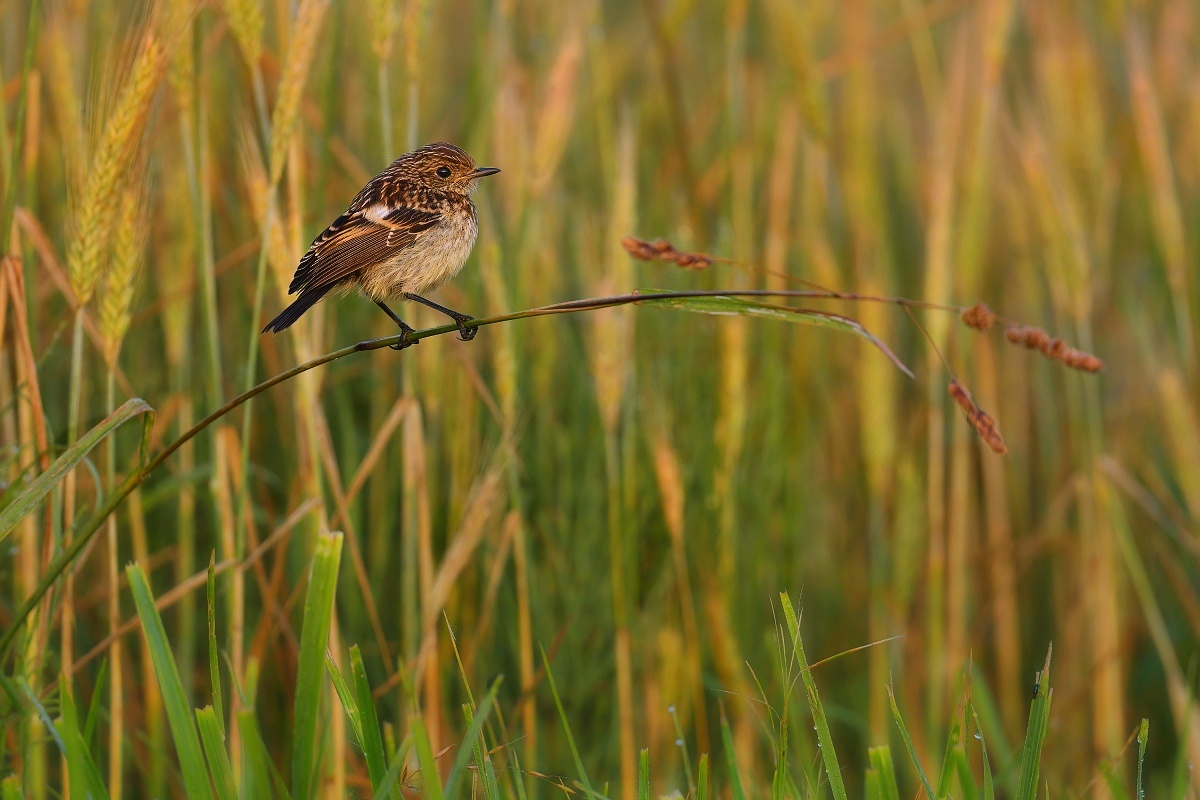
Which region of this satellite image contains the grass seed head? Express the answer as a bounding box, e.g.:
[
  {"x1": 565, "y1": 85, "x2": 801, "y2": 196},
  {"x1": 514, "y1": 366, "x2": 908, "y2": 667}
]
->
[
  {"x1": 961, "y1": 302, "x2": 997, "y2": 330},
  {"x1": 948, "y1": 379, "x2": 1008, "y2": 455}
]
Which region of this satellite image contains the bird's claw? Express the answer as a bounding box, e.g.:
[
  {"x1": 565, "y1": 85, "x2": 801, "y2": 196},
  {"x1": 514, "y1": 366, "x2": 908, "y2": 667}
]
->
[
  {"x1": 454, "y1": 315, "x2": 478, "y2": 342},
  {"x1": 389, "y1": 328, "x2": 419, "y2": 350}
]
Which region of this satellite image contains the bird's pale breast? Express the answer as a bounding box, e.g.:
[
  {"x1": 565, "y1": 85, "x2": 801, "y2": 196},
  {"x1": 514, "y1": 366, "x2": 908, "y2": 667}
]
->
[{"x1": 356, "y1": 203, "x2": 479, "y2": 301}]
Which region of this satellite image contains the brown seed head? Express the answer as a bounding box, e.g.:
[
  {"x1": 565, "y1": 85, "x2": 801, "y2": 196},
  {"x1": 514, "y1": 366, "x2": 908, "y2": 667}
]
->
[
  {"x1": 1003, "y1": 326, "x2": 1105, "y2": 372},
  {"x1": 961, "y1": 302, "x2": 997, "y2": 331},
  {"x1": 621, "y1": 235, "x2": 713, "y2": 269},
  {"x1": 948, "y1": 379, "x2": 1008, "y2": 455}
]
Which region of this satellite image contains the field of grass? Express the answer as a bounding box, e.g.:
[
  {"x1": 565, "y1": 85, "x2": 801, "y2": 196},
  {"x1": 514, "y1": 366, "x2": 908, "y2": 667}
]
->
[{"x1": 2, "y1": 0, "x2": 1199, "y2": 797}]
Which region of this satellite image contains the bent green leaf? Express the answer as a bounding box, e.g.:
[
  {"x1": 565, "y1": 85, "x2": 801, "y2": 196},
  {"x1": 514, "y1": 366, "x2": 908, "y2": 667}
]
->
[
  {"x1": 0, "y1": 397, "x2": 154, "y2": 539},
  {"x1": 635, "y1": 291, "x2": 914, "y2": 377}
]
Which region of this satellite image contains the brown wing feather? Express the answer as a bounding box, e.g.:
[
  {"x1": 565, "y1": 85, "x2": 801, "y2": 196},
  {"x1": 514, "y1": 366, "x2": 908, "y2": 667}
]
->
[{"x1": 288, "y1": 206, "x2": 441, "y2": 295}]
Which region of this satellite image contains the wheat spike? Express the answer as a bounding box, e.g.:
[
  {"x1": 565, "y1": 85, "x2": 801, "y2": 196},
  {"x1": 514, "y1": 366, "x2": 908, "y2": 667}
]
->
[
  {"x1": 240, "y1": 123, "x2": 296, "y2": 294},
  {"x1": 66, "y1": 34, "x2": 166, "y2": 307},
  {"x1": 369, "y1": 0, "x2": 397, "y2": 61},
  {"x1": 99, "y1": 187, "x2": 147, "y2": 366},
  {"x1": 268, "y1": 0, "x2": 333, "y2": 184},
  {"x1": 223, "y1": 0, "x2": 263, "y2": 70}
]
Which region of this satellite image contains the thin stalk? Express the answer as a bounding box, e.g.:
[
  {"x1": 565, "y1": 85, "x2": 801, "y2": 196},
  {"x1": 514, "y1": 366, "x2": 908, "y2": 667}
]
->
[
  {"x1": 0, "y1": 285, "x2": 942, "y2": 659},
  {"x1": 104, "y1": 369, "x2": 124, "y2": 799},
  {"x1": 61, "y1": 308, "x2": 86, "y2": 686}
]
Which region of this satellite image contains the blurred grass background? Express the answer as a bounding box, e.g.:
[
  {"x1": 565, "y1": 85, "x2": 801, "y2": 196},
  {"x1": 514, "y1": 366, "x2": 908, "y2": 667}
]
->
[{"x1": 2, "y1": 0, "x2": 1199, "y2": 796}]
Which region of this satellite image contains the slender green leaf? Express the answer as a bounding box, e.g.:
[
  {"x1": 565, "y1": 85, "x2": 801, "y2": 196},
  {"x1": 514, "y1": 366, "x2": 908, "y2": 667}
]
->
[
  {"x1": 697, "y1": 754, "x2": 709, "y2": 800},
  {"x1": 542, "y1": 645, "x2": 599, "y2": 798},
  {"x1": 936, "y1": 705, "x2": 964, "y2": 800},
  {"x1": 127, "y1": 563, "x2": 215, "y2": 800},
  {"x1": 196, "y1": 705, "x2": 236, "y2": 800},
  {"x1": 377, "y1": 731, "x2": 414, "y2": 798},
  {"x1": 15, "y1": 677, "x2": 66, "y2": 755},
  {"x1": 443, "y1": 678, "x2": 501, "y2": 800},
  {"x1": 292, "y1": 530, "x2": 343, "y2": 800},
  {"x1": 888, "y1": 683, "x2": 935, "y2": 800},
  {"x1": 778, "y1": 591, "x2": 848, "y2": 800},
  {"x1": 719, "y1": 709, "x2": 747, "y2": 800},
  {"x1": 1136, "y1": 719, "x2": 1148, "y2": 800},
  {"x1": 637, "y1": 292, "x2": 913, "y2": 377},
  {"x1": 865, "y1": 769, "x2": 882, "y2": 800},
  {"x1": 410, "y1": 704, "x2": 443, "y2": 800},
  {"x1": 638, "y1": 749, "x2": 650, "y2": 800},
  {"x1": 868, "y1": 747, "x2": 901, "y2": 800},
  {"x1": 1015, "y1": 647, "x2": 1052, "y2": 800},
  {"x1": 56, "y1": 676, "x2": 110, "y2": 800},
  {"x1": 0, "y1": 398, "x2": 153, "y2": 538},
  {"x1": 240, "y1": 708, "x2": 290, "y2": 800},
  {"x1": 82, "y1": 659, "x2": 108, "y2": 746},
  {"x1": 350, "y1": 646, "x2": 390, "y2": 798},
  {"x1": 1, "y1": 775, "x2": 22, "y2": 800},
  {"x1": 207, "y1": 551, "x2": 224, "y2": 736},
  {"x1": 325, "y1": 653, "x2": 363, "y2": 745}
]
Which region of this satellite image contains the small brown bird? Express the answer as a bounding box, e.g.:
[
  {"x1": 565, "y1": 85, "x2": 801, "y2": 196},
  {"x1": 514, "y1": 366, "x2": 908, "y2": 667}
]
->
[{"x1": 262, "y1": 142, "x2": 499, "y2": 347}]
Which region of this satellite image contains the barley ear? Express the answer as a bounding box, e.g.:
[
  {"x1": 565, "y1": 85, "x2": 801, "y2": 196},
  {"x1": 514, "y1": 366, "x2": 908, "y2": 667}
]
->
[
  {"x1": 223, "y1": 0, "x2": 264, "y2": 70},
  {"x1": 66, "y1": 34, "x2": 166, "y2": 307},
  {"x1": 99, "y1": 187, "x2": 148, "y2": 367},
  {"x1": 268, "y1": 0, "x2": 333, "y2": 185}
]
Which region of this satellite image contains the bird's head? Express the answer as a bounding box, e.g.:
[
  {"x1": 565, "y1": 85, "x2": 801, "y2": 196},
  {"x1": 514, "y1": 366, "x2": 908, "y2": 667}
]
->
[{"x1": 404, "y1": 142, "x2": 500, "y2": 195}]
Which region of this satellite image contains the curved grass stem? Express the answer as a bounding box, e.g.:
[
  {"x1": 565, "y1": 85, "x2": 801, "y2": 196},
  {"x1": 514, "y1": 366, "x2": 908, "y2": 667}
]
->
[{"x1": 0, "y1": 286, "x2": 927, "y2": 660}]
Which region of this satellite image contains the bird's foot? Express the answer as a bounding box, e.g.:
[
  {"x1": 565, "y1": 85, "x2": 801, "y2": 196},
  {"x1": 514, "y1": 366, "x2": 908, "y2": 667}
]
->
[
  {"x1": 452, "y1": 313, "x2": 478, "y2": 341},
  {"x1": 389, "y1": 323, "x2": 420, "y2": 350}
]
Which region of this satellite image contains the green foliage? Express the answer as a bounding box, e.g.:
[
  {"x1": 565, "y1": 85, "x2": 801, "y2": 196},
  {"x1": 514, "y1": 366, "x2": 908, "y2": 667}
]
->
[
  {"x1": 0, "y1": 398, "x2": 152, "y2": 539},
  {"x1": 0, "y1": 1, "x2": 1191, "y2": 797}
]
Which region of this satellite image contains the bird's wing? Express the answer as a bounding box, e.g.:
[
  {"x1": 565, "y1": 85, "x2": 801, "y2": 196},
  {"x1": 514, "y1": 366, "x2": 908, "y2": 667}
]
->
[{"x1": 288, "y1": 205, "x2": 441, "y2": 295}]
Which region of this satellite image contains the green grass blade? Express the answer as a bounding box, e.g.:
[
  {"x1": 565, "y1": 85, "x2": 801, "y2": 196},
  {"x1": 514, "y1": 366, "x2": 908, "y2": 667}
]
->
[
  {"x1": 719, "y1": 709, "x2": 747, "y2": 800},
  {"x1": 0, "y1": 398, "x2": 153, "y2": 539},
  {"x1": 970, "y1": 710, "x2": 994, "y2": 800},
  {"x1": 15, "y1": 677, "x2": 66, "y2": 755},
  {"x1": 325, "y1": 653, "x2": 364, "y2": 745},
  {"x1": 541, "y1": 645, "x2": 598, "y2": 797},
  {"x1": 778, "y1": 591, "x2": 848, "y2": 800},
  {"x1": 350, "y1": 645, "x2": 390, "y2": 797},
  {"x1": 697, "y1": 754, "x2": 709, "y2": 800},
  {"x1": 1015, "y1": 647, "x2": 1052, "y2": 800},
  {"x1": 410, "y1": 705, "x2": 444, "y2": 800},
  {"x1": 56, "y1": 675, "x2": 110, "y2": 800},
  {"x1": 240, "y1": 708, "x2": 290, "y2": 800},
  {"x1": 127, "y1": 563, "x2": 215, "y2": 800},
  {"x1": 936, "y1": 706, "x2": 964, "y2": 800},
  {"x1": 443, "y1": 677, "x2": 501, "y2": 800},
  {"x1": 196, "y1": 705, "x2": 236, "y2": 800},
  {"x1": 637, "y1": 292, "x2": 913, "y2": 377},
  {"x1": 887, "y1": 683, "x2": 935, "y2": 800},
  {"x1": 83, "y1": 658, "x2": 108, "y2": 745},
  {"x1": 865, "y1": 769, "x2": 882, "y2": 800},
  {"x1": 207, "y1": 552, "x2": 224, "y2": 736},
  {"x1": 1136, "y1": 719, "x2": 1148, "y2": 800},
  {"x1": 638, "y1": 748, "x2": 650, "y2": 800},
  {"x1": 377, "y1": 732, "x2": 414, "y2": 797},
  {"x1": 1, "y1": 775, "x2": 22, "y2": 800},
  {"x1": 292, "y1": 530, "x2": 343, "y2": 800},
  {"x1": 868, "y1": 746, "x2": 901, "y2": 800}
]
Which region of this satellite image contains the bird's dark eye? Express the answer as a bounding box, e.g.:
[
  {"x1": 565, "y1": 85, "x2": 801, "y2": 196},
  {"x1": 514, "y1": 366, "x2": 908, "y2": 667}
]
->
[{"x1": 436, "y1": 166, "x2": 451, "y2": 179}]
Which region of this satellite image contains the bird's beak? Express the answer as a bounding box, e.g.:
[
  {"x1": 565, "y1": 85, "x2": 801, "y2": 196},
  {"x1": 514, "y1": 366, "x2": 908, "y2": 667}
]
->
[{"x1": 471, "y1": 167, "x2": 501, "y2": 178}]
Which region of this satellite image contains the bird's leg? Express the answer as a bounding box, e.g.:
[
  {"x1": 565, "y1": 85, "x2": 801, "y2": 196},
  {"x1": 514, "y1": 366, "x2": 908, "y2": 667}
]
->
[
  {"x1": 375, "y1": 301, "x2": 419, "y2": 349},
  {"x1": 404, "y1": 293, "x2": 478, "y2": 341}
]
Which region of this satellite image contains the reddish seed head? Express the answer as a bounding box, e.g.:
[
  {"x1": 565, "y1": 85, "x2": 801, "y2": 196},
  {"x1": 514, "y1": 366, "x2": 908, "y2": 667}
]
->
[{"x1": 961, "y1": 303, "x2": 997, "y2": 331}]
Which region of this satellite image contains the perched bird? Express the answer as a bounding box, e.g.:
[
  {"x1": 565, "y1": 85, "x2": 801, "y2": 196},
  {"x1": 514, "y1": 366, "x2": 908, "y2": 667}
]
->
[{"x1": 262, "y1": 142, "x2": 499, "y2": 347}]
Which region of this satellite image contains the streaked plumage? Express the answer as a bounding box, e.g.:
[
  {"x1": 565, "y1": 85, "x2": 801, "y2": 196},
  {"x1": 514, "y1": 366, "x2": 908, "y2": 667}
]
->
[{"x1": 262, "y1": 142, "x2": 498, "y2": 343}]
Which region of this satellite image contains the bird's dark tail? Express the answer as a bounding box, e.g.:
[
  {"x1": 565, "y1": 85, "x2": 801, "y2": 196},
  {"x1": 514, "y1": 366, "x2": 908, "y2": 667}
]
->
[{"x1": 262, "y1": 289, "x2": 328, "y2": 334}]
